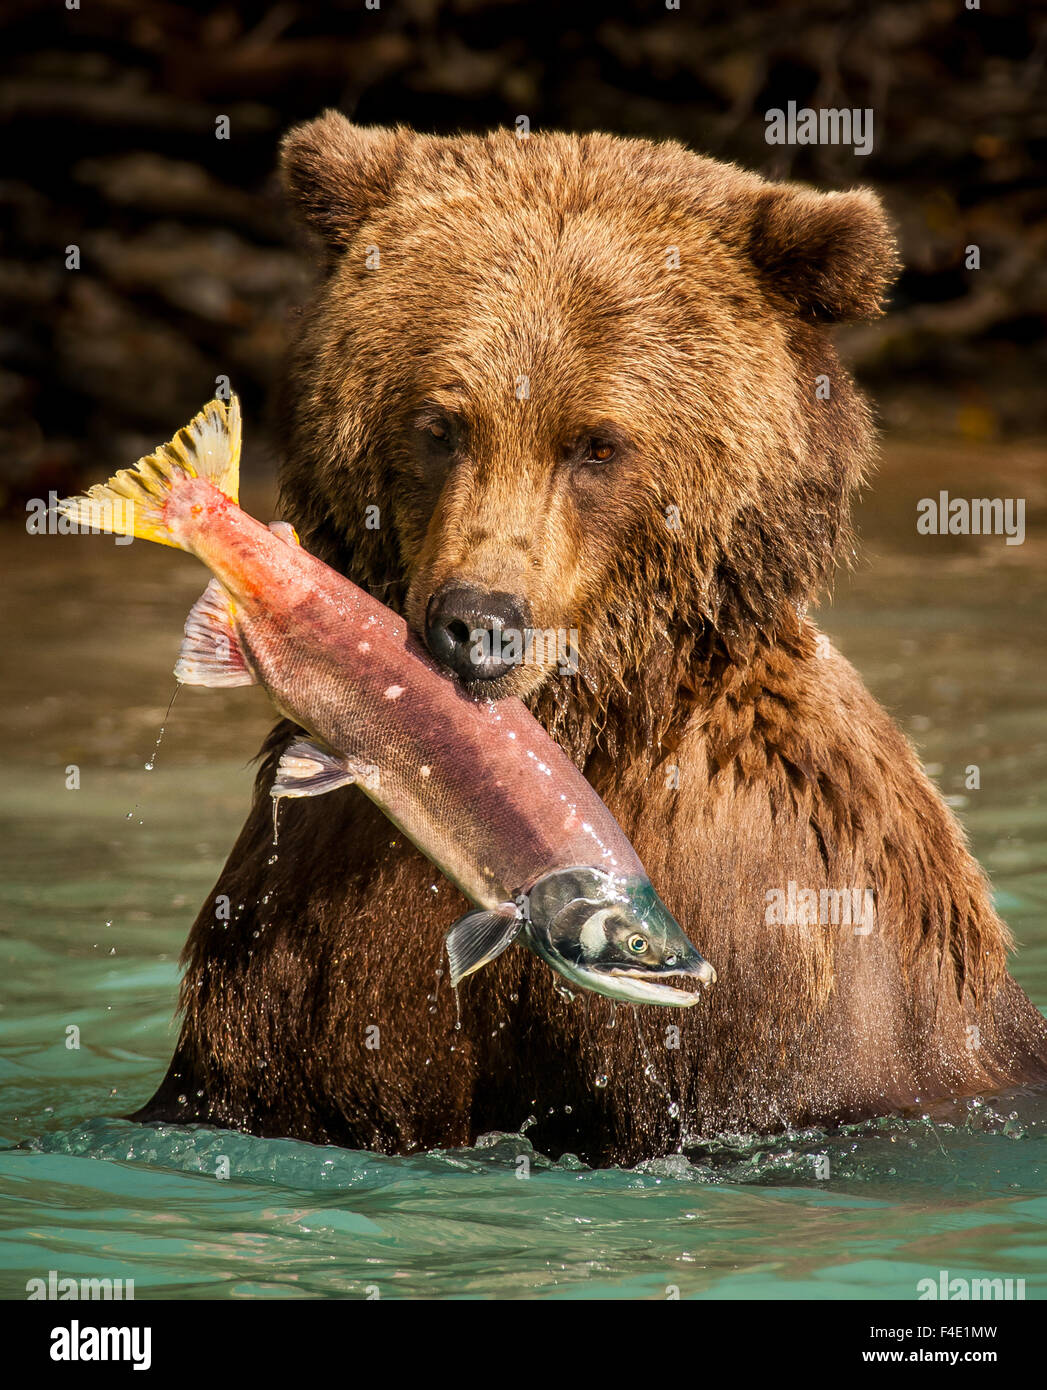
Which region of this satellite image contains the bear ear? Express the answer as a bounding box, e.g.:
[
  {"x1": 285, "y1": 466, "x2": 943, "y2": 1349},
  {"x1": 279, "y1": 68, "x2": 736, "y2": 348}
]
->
[
  {"x1": 746, "y1": 184, "x2": 899, "y2": 322},
  {"x1": 280, "y1": 110, "x2": 408, "y2": 251}
]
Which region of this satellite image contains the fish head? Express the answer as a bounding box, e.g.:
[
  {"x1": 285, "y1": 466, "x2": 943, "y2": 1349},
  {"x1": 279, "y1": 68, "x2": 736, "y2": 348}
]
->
[{"x1": 523, "y1": 867, "x2": 715, "y2": 1008}]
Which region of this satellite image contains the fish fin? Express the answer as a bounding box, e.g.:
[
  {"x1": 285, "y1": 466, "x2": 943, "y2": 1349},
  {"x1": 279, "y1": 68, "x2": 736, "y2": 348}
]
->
[
  {"x1": 445, "y1": 906, "x2": 524, "y2": 988},
  {"x1": 54, "y1": 396, "x2": 241, "y2": 549},
  {"x1": 271, "y1": 739, "x2": 372, "y2": 800},
  {"x1": 268, "y1": 521, "x2": 301, "y2": 546},
  {"x1": 174, "y1": 579, "x2": 257, "y2": 688}
]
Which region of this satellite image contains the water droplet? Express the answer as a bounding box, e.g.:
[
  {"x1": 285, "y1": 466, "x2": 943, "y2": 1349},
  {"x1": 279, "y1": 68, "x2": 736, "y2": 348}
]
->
[
  {"x1": 564, "y1": 1105, "x2": 572, "y2": 1114},
  {"x1": 594, "y1": 1074, "x2": 608, "y2": 1090},
  {"x1": 267, "y1": 854, "x2": 278, "y2": 865},
  {"x1": 668, "y1": 1102, "x2": 680, "y2": 1118}
]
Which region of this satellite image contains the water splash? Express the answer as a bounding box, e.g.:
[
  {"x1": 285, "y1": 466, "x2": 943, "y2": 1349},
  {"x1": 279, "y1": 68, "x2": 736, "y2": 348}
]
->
[{"x1": 143, "y1": 685, "x2": 179, "y2": 772}]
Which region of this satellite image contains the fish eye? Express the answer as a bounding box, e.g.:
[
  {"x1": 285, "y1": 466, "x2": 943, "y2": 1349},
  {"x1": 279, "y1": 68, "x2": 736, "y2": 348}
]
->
[{"x1": 627, "y1": 933, "x2": 648, "y2": 954}]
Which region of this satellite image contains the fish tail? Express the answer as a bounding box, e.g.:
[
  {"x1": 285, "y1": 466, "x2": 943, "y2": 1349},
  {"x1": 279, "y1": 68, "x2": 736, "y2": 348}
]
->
[{"x1": 55, "y1": 396, "x2": 241, "y2": 549}]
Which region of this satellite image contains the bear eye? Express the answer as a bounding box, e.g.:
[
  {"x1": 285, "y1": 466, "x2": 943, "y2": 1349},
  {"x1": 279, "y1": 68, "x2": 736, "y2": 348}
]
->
[
  {"x1": 427, "y1": 420, "x2": 451, "y2": 444},
  {"x1": 627, "y1": 933, "x2": 648, "y2": 954},
  {"x1": 584, "y1": 439, "x2": 616, "y2": 463}
]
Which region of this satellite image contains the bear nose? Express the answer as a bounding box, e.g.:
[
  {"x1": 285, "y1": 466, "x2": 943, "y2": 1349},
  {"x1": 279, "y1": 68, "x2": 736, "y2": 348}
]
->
[{"x1": 425, "y1": 585, "x2": 532, "y2": 682}]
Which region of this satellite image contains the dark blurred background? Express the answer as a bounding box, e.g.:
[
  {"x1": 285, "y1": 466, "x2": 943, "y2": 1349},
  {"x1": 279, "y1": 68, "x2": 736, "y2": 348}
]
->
[{"x1": 1, "y1": 0, "x2": 1044, "y2": 510}]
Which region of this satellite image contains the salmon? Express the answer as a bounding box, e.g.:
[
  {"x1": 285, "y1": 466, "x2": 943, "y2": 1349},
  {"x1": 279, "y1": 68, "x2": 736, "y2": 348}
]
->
[{"x1": 58, "y1": 397, "x2": 715, "y2": 1006}]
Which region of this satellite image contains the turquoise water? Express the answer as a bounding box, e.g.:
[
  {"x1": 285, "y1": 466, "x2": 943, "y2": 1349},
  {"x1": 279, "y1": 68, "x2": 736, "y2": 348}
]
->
[{"x1": 2, "y1": 442, "x2": 1045, "y2": 1299}]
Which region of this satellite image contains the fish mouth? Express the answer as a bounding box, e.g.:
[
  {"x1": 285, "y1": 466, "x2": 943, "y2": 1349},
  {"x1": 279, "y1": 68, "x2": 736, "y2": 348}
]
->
[
  {"x1": 585, "y1": 967, "x2": 701, "y2": 1008},
  {"x1": 531, "y1": 945, "x2": 712, "y2": 1008},
  {"x1": 603, "y1": 963, "x2": 716, "y2": 1008},
  {"x1": 612, "y1": 960, "x2": 716, "y2": 987}
]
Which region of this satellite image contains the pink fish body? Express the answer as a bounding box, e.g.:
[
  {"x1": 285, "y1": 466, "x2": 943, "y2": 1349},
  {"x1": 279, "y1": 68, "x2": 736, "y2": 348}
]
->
[{"x1": 60, "y1": 397, "x2": 715, "y2": 1006}]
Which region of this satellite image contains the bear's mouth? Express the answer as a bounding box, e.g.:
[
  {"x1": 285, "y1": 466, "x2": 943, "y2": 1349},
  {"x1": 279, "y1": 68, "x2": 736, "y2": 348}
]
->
[{"x1": 452, "y1": 665, "x2": 552, "y2": 703}]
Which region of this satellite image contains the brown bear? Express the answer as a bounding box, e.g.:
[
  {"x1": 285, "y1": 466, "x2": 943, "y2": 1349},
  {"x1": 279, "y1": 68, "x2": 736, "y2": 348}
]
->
[{"x1": 134, "y1": 113, "x2": 1047, "y2": 1166}]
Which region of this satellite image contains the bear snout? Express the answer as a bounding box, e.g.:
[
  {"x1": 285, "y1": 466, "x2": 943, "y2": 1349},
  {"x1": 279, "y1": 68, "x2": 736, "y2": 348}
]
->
[{"x1": 425, "y1": 584, "x2": 533, "y2": 684}]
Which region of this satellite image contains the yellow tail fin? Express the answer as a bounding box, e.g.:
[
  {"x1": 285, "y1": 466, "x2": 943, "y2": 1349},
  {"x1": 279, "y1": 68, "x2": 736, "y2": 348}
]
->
[{"x1": 56, "y1": 395, "x2": 241, "y2": 548}]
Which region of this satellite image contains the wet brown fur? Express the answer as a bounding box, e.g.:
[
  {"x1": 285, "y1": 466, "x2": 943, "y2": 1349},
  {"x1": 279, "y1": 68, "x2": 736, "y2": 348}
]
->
[{"x1": 135, "y1": 116, "x2": 1047, "y2": 1164}]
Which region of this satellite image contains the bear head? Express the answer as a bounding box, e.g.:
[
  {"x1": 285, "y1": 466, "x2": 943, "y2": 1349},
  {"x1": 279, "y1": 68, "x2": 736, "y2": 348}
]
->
[{"x1": 277, "y1": 112, "x2": 898, "y2": 746}]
